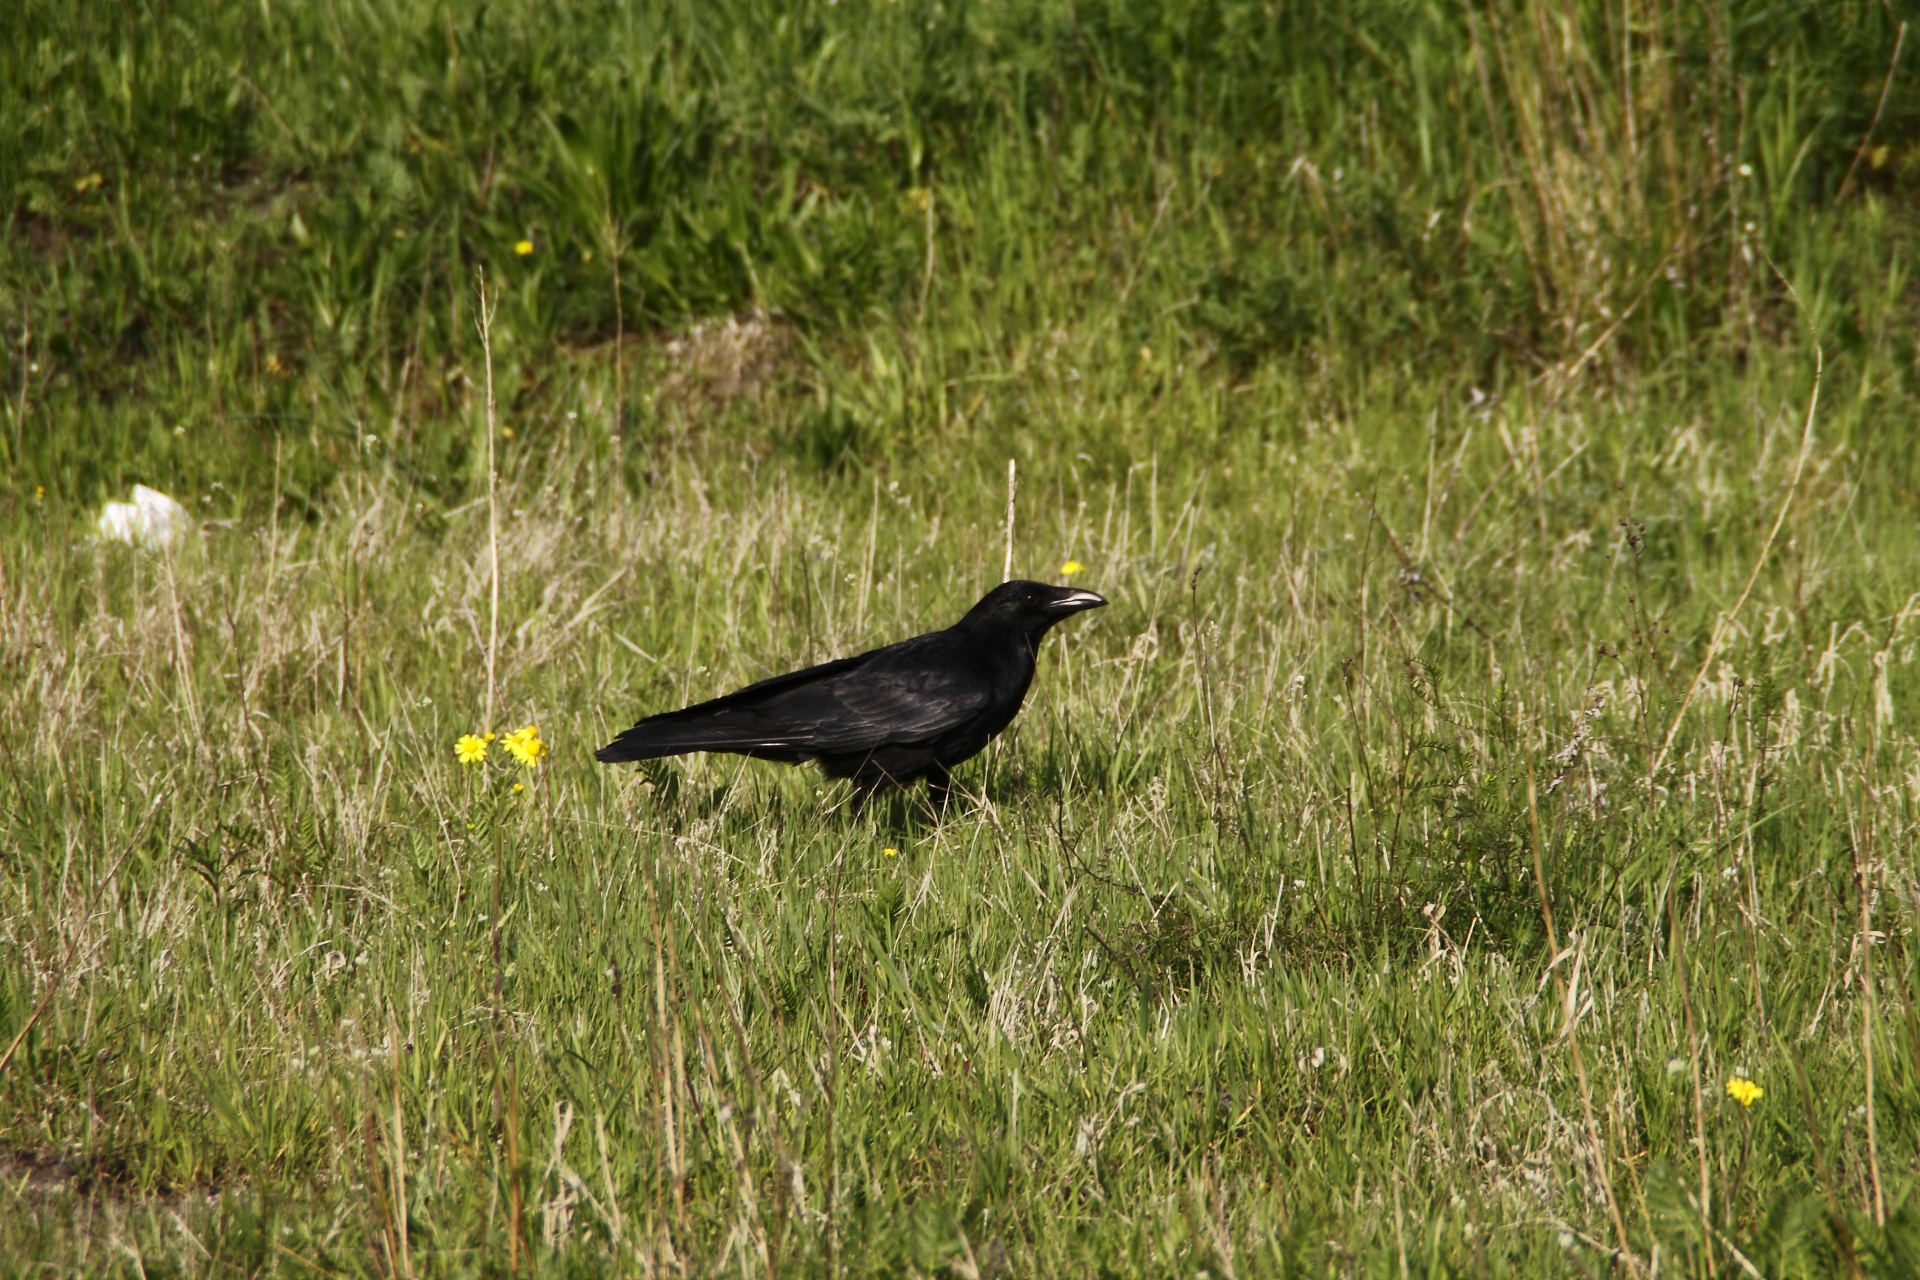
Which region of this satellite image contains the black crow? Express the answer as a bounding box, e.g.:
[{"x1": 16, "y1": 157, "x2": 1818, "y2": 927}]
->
[{"x1": 596, "y1": 580, "x2": 1106, "y2": 805}]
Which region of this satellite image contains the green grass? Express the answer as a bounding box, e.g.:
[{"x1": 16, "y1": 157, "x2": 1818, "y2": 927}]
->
[{"x1": 3, "y1": 0, "x2": 1920, "y2": 1275}]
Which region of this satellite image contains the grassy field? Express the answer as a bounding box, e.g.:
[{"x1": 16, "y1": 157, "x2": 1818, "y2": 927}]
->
[{"x1": 4, "y1": 0, "x2": 1920, "y2": 1275}]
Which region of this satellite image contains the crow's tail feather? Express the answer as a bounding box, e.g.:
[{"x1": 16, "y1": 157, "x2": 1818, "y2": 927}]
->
[{"x1": 594, "y1": 713, "x2": 811, "y2": 764}]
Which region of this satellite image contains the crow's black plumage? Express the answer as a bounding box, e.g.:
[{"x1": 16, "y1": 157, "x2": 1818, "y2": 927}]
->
[{"x1": 596, "y1": 580, "x2": 1106, "y2": 803}]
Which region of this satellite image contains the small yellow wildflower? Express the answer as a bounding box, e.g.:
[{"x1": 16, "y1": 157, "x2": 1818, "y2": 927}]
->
[
  {"x1": 1060, "y1": 560, "x2": 1084, "y2": 577},
  {"x1": 512, "y1": 782, "x2": 526, "y2": 794},
  {"x1": 455, "y1": 733, "x2": 490, "y2": 764},
  {"x1": 264, "y1": 353, "x2": 284, "y2": 375},
  {"x1": 883, "y1": 846, "x2": 899, "y2": 858},
  {"x1": 502, "y1": 725, "x2": 547, "y2": 767},
  {"x1": 1726, "y1": 1076, "x2": 1763, "y2": 1108},
  {"x1": 514, "y1": 239, "x2": 535, "y2": 256}
]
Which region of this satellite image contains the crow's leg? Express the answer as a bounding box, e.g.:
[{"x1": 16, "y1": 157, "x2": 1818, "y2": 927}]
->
[
  {"x1": 851, "y1": 761, "x2": 905, "y2": 817},
  {"x1": 927, "y1": 766, "x2": 955, "y2": 816}
]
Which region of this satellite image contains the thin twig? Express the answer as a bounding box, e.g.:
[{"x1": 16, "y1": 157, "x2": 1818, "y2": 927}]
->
[
  {"x1": 389, "y1": 1016, "x2": 414, "y2": 1280},
  {"x1": 823, "y1": 845, "x2": 848, "y2": 1275},
  {"x1": 12, "y1": 311, "x2": 29, "y2": 464},
  {"x1": 1545, "y1": 236, "x2": 1680, "y2": 402},
  {"x1": 1118, "y1": 178, "x2": 1176, "y2": 305},
  {"x1": 916, "y1": 185, "x2": 938, "y2": 327},
  {"x1": 1836, "y1": 22, "x2": 1908, "y2": 204},
  {"x1": 1651, "y1": 259, "x2": 1821, "y2": 778},
  {"x1": 1524, "y1": 709, "x2": 1640, "y2": 1275},
  {"x1": 163, "y1": 546, "x2": 202, "y2": 747},
  {"x1": 607, "y1": 200, "x2": 626, "y2": 448},
  {"x1": 1003, "y1": 458, "x2": 1018, "y2": 583},
  {"x1": 1523, "y1": 710, "x2": 1559, "y2": 956},
  {"x1": 0, "y1": 794, "x2": 162, "y2": 1076},
  {"x1": 1854, "y1": 722, "x2": 1886, "y2": 1225},
  {"x1": 476, "y1": 270, "x2": 501, "y2": 732},
  {"x1": 1666, "y1": 862, "x2": 1715, "y2": 1274}
]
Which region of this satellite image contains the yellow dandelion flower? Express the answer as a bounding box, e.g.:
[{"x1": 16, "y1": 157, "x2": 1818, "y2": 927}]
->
[
  {"x1": 883, "y1": 846, "x2": 899, "y2": 858},
  {"x1": 514, "y1": 239, "x2": 535, "y2": 256},
  {"x1": 1726, "y1": 1076, "x2": 1763, "y2": 1108},
  {"x1": 512, "y1": 782, "x2": 526, "y2": 794},
  {"x1": 1060, "y1": 560, "x2": 1085, "y2": 577},
  {"x1": 502, "y1": 725, "x2": 547, "y2": 767},
  {"x1": 455, "y1": 733, "x2": 489, "y2": 765}
]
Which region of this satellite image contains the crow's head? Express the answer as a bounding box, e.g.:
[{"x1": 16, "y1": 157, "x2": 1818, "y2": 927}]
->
[{"x1": 963, "y1": 580, "x2": 1108, "y2": 639}]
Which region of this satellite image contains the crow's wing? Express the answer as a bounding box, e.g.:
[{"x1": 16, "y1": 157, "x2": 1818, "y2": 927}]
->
[
  {"x1": 596, "y1": 636, "x2": 991, "y2": 762},
  {"x1": 778, "y1": 654, "x2": 991, "y2": 753}
]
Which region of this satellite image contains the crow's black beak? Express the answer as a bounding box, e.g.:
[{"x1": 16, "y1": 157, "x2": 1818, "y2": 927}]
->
[{"x1": 1048, "y1": 589, "x2": 1107, "y2": 614}]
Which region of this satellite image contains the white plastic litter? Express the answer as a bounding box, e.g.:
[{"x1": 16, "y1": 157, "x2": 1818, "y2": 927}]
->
[{"x1": 97, "y1": 484, "x2": 192, "y2": 549}]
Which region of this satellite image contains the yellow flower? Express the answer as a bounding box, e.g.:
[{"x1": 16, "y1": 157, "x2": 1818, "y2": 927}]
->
[
  {"x1": 1059, "y1": 560, "x2": 1084, "y2": 577},
  {"x1": 512, "y1": 782, "x2": 526, "y2": 794},
  {"x1": 1726, "y1": 1076, "x2": 1763, "y2": 1108},
  {"x1": 455, "y1": 733, "x2": 489, "y2": 764},
  {"x1": 514, "y1": 238, "x2": 534, "y2": 256},
  {"x1": 883, "y1": 846, "x2": 899, "y2": 858},
  {"x1": 502, "y1": 725, "x2": 547, "y2": 767}
]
